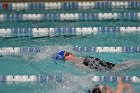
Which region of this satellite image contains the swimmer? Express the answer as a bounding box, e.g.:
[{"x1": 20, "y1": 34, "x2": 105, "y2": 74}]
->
[
  {"x1": 53, "y1": 51, "x2": 140, "y2": 72},
  {"x1": 88, "y1": 84, "x2": 113, "y2": 93},
  {"x1": 88, "y1": 77, "x2": 133, "y2": 93}
]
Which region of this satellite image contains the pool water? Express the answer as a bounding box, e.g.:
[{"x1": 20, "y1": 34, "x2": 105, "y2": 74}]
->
[{"x1": 0, "y1": 8, "x2": 140, "y2": 93}]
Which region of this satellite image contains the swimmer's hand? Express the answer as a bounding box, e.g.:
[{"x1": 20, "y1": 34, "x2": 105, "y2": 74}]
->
[
  {"x1": 118, "y1": 77, "x2": 132, "y2": 89},
  {"x1": 115, "y1": 77, "x2": 132, "y2": 93}
]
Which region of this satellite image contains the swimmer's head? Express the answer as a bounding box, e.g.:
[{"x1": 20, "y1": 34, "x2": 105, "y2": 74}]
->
[
  {"x1": 53, "y1": 51, "x2": 65, "y2": 60},
  {"x1": 91, "y1": 88, "x2": 101, "y2": 93},
  {"x1": 88, "y1": 84, "x2": 111, "y2": 93},
  {"x1": 64, "y1": 52, "x2": 77, "y2": 61},
  {"x1": 53, "y1": 51, "x2": 77, "y2": 61},
  {"x1": 88, "y1": 88, "x2": 101, "y2": 93}
]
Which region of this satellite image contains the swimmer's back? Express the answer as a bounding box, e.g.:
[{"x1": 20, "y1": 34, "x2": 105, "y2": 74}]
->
[{"x1": 83, "y1": 57, "x2": 116, "y2": 71}]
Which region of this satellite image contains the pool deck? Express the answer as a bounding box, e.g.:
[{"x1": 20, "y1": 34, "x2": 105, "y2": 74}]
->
[{"x1": 0, "y1": 0, "x2": 139, "y2": 2}]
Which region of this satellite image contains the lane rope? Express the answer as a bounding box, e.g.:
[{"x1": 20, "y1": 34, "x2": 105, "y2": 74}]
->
[
  {"x1": 0, "y1": 75, "x2": 140, "y2": 83},
  {"x1": 0, "y1": 46, "x2": 139, "y2": 56},
  {"x1": 0, "y1": 12, "x2": 140, "y2": 21},
  {"x1": 0, "y1": 27, "x2": 139, "y2": 37},
  {"x1": 0, "y1": 1, "x2": 140, "y2": 11}
]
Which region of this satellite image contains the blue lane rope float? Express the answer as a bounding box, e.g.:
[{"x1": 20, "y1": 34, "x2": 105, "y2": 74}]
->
[
  {"x1": 0, "y1": 75, "x2": 63, "y2": 83},
  {"x1": 0, "y1": 47, "x2": 139, "y2": 56},
  {"x1": 0, "y1": 12, "x2": 140, "y2": 22},
  {"x1": 0, "y1": 27, "x2": 139, "y2": 37},
  {"x1": 0, "y1": 75, "x2": 140, "y2": 83},
  {"x1": 0, "y1": 1, "x2": 140, "y2": 11}
]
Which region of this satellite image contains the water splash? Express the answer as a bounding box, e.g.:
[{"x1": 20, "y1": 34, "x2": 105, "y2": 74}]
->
[
  {"x1": 33, "y1": 45, "x2": 74, "y2": 61},
  {"x1": 112, "y1": 59, "x2": 140, "y2": 73},
  {"x1": 50, "y1": 73, "x2": 96, "y2": 93}
]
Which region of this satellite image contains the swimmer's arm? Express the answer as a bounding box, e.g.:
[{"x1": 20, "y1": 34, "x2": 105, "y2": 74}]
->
[
  {"x1": 115, "y1": 83, "x2": 132, "y2": 93},
  {"x1": 115, "y1": 78, "x2": 132, "y2": 93},
  {"x1": 115, "y1": 85, "x2": 124, "y2": 93},
  {"x1": 115, "y1": 77, "x2": 124, "y2": 93}
]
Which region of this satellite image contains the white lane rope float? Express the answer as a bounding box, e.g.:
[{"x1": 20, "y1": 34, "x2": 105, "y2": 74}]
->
[
  {"x1": 0, "y1": 1, "x2": 140, "y2": 11},
  {"x1": 0, "y1": 75, "x2": 140, "y2": 83},
  {"x1": 0, "y1": 27, "x2": 139, "y2": 37},
  {"x1": 0, "y1": 12, "x2": 140, "y2": 21},
  {"x1": 0, "y1": 46, "x2": 139, "y2": 56}
]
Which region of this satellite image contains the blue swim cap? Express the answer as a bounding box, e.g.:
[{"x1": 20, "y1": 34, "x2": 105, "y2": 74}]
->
[{"x1": 53, "y1": 51, "x2": 65, "y2": 60}]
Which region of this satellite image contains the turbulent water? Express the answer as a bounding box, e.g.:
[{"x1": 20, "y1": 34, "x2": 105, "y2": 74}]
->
[{"x1": 33, "y1": 45, "x2": 74, "y2": 61}]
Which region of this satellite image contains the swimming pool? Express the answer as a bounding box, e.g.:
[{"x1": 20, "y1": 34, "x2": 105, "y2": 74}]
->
[{"x1": 0, "y1": 1, "x2": 140, "y2": 93}]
